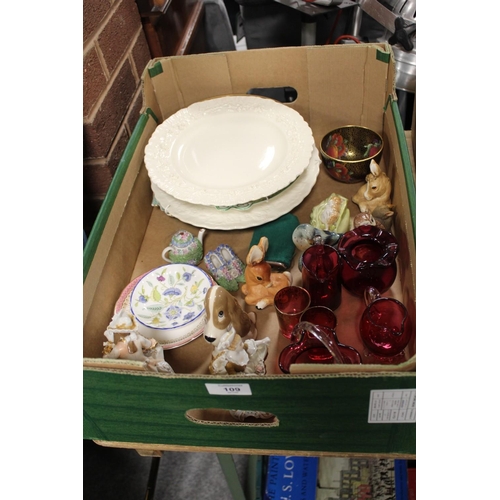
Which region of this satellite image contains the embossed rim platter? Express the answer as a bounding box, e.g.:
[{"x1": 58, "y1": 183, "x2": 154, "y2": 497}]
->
[
  {"x1": 144, "y1": 95, "x2": 314, "y2": 207},
  {"x1": 129, "y1": 264, "x2": 213, "y2": 348},
  {"x1": 151, "y1": 147, "x2": 321, "y2": 230}
]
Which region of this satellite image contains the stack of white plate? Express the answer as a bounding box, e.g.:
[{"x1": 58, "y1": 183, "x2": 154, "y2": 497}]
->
[{"x1": 144, "y1": 95, "x2": 319, "y2": 230}]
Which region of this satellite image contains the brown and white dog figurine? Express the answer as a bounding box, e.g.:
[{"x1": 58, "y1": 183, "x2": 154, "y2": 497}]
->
[
  {"x1": 203, "y1": 285, "x2": 257, "y2": 346},
  {"x1": 203, "y1": 285, "x2": 270, "y2": 375}
]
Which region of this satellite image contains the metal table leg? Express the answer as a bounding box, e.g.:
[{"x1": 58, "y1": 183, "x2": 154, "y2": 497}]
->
[
  {"x1": 301, "y1": 20, "x2": 317, "y2": 45},
  {"x1": 144, "y1": 456, "x2": 161, "y2": 500},
  {"x1": 217, "y1": 453, "x2": 247, "y2": 500}
]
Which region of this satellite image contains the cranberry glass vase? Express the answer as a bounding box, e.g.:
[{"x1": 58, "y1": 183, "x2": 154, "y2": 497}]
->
[
  {"x1": 337, "y1": 225, "x2": 398, "y2": 297},
  {"x1": 301, "y1": 244, "x2": 342, "y2": 310}
]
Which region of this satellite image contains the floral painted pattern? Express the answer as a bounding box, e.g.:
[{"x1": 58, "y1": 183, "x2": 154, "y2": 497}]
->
[
  {"x1": 324, "y1": 133, "x2": 347, "y2": 159},
  {"x1": 131, "y1": 264, "x2": 211, "y2": 330},
  {"x1": 363, "y1": 140, "x2": 382, "y2": 158},
  {"x1": 331, "y1": 162, "x2": 351, "y2": 182}
]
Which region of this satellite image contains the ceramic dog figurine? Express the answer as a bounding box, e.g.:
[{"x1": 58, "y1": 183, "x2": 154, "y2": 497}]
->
[
  {"x1": 352, "y1": 159, "x2": 393, "y2": 214},
  {"x1": 203, "y1": 285, "x2": 257, "y2": 346},
  {"x1": 241, "y1": 236, "x2": 292, "y2": 310},
  {"x1": 203, "y1": 285, "x2": 270, "y2": 375}
]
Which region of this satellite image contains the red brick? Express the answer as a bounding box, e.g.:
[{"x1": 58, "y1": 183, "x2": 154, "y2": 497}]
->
[
  {"x1": 98, "y1": 0, "x2": 142, "y2": 75},
  {"x1": 83, "y1": 159, "x2": 114, "y2": 198},
  {"x1": 83, "y1": 47, "x2": 108, "y2": 119},
  {"x1": 131, "y1": 30, "x2": 152, "y2": 79},
  {"x1": 83, "y1": 126, "x2": 129, "y2": 196},
  {"x1": 108, "y1": 127, "x2": 131, "y2": 176},
  {"x1": 83, "y1": 0, "x2": 112, "y2": 44},
  {"x1": 84, "y1": 61, "x2": 137, "y2": 159},
  {"x1": 125, "y1": 90, "x2": 144, "y2": 134}
]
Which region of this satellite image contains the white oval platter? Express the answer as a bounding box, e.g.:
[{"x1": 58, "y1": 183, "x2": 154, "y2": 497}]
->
[
  {"x1": 151, "y1": 147, "x2": 321, "y2": 230},
  {"x1": 144, "y1": 95, "x2": 314, "y2": 207}
]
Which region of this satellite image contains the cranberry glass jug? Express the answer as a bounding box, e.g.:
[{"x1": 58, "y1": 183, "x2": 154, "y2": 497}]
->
[
  {"x1": 360, "y1": 286, "x2": 411, "y2": 358},
  {"x1": 337, "y1": 225, "x2": 398, "y2": 297}
]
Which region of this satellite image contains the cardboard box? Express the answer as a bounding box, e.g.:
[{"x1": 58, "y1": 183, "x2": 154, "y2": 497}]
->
[{"x1": 83, "y1": 44, "x2": 416, "y2": 457}]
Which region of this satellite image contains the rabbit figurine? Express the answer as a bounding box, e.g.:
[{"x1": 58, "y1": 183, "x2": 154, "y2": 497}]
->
[
  {"x1": 241, "y1": 236, "x2": 292, "y2": 310},
  {"x1": 352, "y1": 160, "x2": 393, "y2": 214}
]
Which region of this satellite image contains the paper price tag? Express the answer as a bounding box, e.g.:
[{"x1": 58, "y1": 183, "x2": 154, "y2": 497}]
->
[
  {"x1": 368, "y1": 389, "x2": 416, "y2": 423},
  {"x1": 205, "y1": 383, "x2": 252, "y2": 396}
]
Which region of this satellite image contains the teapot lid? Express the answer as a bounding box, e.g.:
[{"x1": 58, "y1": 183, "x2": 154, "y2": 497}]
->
[{"x1": 171, "y1": 230, "x2": 195, "y2": 247}]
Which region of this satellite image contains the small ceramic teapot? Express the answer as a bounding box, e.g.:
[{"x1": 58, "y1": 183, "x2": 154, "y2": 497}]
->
[{"x1": 162, "y1": 228, "x2": 206, "y2": 265}]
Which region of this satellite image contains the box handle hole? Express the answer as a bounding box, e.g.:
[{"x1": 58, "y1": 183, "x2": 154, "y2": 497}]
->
[
  {"x1": 185, "y1": 408, "x2": 279, "y2": 427},
  {"x1": 247, "y1": 86, "x2": 298, "y2": 103}
]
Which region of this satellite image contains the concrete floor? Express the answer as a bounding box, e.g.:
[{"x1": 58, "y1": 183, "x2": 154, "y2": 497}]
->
[{"x1": 83, "y1": 439, "x2": 252, "y2": 500}]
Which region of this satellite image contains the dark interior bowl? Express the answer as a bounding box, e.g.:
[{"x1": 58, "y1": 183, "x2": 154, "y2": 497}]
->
[{"x1": 320, "y1": 125, "x2": 383, "y2": 183}]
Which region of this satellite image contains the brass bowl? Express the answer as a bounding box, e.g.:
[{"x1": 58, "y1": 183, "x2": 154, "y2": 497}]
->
[{"x1": 320, "y1": 125, "x2": 384, "y2": 183}]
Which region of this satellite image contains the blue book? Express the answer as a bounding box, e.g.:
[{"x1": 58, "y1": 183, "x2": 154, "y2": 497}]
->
[
  {"x1": 394, "y1": 459, "x2": 409, "y2": 500},
  {"x1": 264, "y1": 455, "x2": 319, "y2": 500}
]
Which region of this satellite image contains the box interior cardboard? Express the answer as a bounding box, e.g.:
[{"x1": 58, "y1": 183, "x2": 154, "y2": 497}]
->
[
  {"x1": 84, "y1": 43, "x2": 415, "y2": 374},
  {"x1": 83, "y1": 44, "x2": 416, "y2": 456}
]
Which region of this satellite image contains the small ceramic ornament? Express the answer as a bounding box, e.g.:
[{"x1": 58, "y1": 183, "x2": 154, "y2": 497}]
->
[
  {"x1": 204, "y1": 244, "x2": 246, "y2": 292},
  {"x1": 209, "y1": 331, "x2": 271, "y2": 375},
  {"x1": 107, "y1": 308, "x2": 137, "y2": 332},
  {"x1": 292, "y1": 223, "x2": 343, "y2": 271},
  {"x1": 241, "y1": 236, "x2": 292, "y2": 310},
  {"x1": 102, "y1": 310, "x2": 174, "y2": 373},
  {"x1": 102, "y1": 325, "x2": 174, "y2": 374},
  {"x1": 310, "y1": 193, "x2": 350, "y2": 233},
  {"x1": 353, "y1": 211, "x2": 385, "y2": 230},
  {"x1": 292, "y1": 223, "x2": 342, "y2": 252},
  {"x1": 371, "y1": 205, "x2": 395, "y2": 232},
  {"x1": 162, "y1": 228, "x2": 206, "y2": 265},
  {"x1": 353, "y1": 208, "x2": 395, "y2": 232},
  {"x1": 352, "y1": 159, "x2": 393, "y2": 214}
]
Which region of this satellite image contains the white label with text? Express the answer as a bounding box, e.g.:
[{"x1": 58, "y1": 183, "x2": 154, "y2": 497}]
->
[
  {"x1": 368, "y1": 389, "x2": 416, "y2": 423},
  {"x1": 205, "y1": 383, "x2": 252, "y2": 396}
]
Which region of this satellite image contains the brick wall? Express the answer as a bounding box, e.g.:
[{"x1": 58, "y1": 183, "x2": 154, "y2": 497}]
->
[{"x1": 83, "y1": 0, "x2": 152, "y2": 236}]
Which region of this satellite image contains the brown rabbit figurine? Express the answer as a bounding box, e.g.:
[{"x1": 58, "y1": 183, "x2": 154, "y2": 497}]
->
[
  {"x1": 241, "y1": 236, "x2": 292, "y2": 310},
  {"x1": 352, "y1": 159, "x2": 393, "y2": 214}
]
